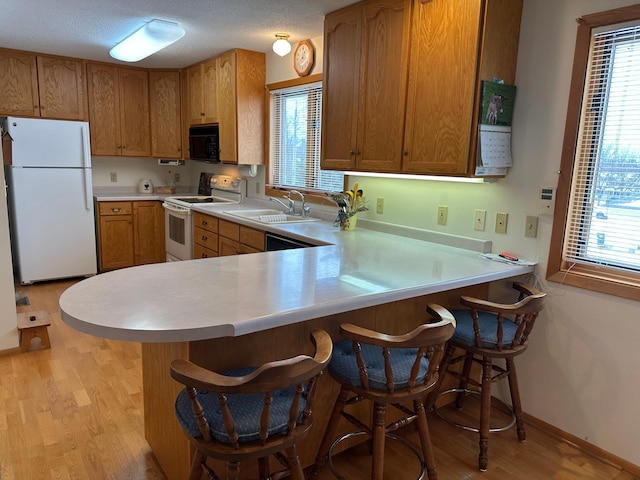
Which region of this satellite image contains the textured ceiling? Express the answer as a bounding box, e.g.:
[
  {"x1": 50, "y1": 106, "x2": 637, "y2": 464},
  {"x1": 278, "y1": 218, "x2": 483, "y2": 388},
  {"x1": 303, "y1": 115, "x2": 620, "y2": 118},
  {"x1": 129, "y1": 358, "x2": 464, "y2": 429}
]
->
[{"x1": 0, "y1": 0, "x2": 356, "y2": 68}]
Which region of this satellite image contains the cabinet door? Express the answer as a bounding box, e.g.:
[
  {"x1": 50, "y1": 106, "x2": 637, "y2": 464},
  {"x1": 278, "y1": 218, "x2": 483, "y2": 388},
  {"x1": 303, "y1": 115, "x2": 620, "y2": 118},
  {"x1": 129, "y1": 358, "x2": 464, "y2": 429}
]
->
[
  {"x1": 235, "y1": 49, "x2": 265, "y2": 165},
  {"x1": 119, "y1": 68, "x2": 150, "y2": 157},
  {"x1": 216, "y1": 51, "x2": 237, "y2": 163},
  {"x1": 87, "y1": 63, "x2": 121, "y2": 155},
  {"x1": 321, "y1": 5, "x2": 362, "y2": 171},
  {"x1": 133, "y1": 201, "x2": 165, "y2": 265},
  {"x1": 0, "y1": 50, "x2": 39, "y2": 117},
  {"x1": 218, "y1": 236, "x2": 240, "y2": 257},
  {"x1": 149, "y1": 70, "x2": 182, "y2": 158},
  {"x1": 356, "y1": 0, "x2": 411, "y2": 172},
  {"x1": 99, "y1": 215, "x2": 134, "y2": 271},
  {"x1": 187, "y1": 64, "x2": 205, "y2": 125},
  {"x1": 37, "y1": 56, "x2": 86, "y2": 120},
  {"x1": 403, "y1": 0, "x2": 483, "y2": 174},
  {"x1": 202, "y1": 59, "x2": 218, "y2": 124}
]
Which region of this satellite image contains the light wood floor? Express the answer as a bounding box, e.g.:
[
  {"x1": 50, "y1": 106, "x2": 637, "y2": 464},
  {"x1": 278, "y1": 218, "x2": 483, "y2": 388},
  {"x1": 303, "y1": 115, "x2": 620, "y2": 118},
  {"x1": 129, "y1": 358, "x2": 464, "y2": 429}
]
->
[{"x1": 2, "y1": 279, "x2": 637, "y2": 479}]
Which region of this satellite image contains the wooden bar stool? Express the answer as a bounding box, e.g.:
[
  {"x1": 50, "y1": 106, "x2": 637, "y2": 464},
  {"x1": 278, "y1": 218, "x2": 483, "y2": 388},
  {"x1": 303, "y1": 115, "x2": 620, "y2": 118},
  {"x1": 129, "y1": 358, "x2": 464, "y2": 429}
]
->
[
  {"x1": 170, "y1": 330, "x2": 332, "y2": 480},
  {"x1": 426, "y1": 282, "x2": 546, "y2": 471},
  {"x1": 311, "y1": 304, "x2": 455, "y2": 480},
  {"x1": 17, "y1": 311, "x2": 51, "y2": 352}
]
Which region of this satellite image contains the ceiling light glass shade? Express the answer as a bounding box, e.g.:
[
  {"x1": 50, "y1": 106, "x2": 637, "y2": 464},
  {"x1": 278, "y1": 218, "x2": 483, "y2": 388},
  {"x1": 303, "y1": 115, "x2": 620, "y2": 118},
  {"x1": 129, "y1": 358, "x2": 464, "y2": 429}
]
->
[
  {"x1": 272, "y1": 34, "x2": 291, "y2": 57},
  {"x1": 110, "y1": 19, "x2": 186, "y2": 62}
]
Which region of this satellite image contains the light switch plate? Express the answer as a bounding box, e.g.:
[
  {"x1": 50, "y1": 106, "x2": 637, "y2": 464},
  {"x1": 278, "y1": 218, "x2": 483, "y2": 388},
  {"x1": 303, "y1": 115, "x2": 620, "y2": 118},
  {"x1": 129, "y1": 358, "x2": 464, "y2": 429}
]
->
[
  {"x1": 474, "y1": 209, "x2": 486, "y2": 231},
  {"x1": 525, "y1": 215, "x2": 539, "y2": 238},
  {"x1": 495, "y1": 212, "x2": 508, "y2": 234},
  {"x1": 437, "y1": 205, "x2": 448, "y2": 225}
]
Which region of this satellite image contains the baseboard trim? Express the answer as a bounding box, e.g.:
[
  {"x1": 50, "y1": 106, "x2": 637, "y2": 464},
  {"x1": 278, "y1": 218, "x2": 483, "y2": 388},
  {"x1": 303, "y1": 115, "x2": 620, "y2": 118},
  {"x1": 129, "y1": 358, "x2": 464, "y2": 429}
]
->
[
  {"x1": 524, "y1": 413, "x2": 640, "y2": 477},
  {"x1": 0, "y1": 346, "x2": 22, "y2": 358}
]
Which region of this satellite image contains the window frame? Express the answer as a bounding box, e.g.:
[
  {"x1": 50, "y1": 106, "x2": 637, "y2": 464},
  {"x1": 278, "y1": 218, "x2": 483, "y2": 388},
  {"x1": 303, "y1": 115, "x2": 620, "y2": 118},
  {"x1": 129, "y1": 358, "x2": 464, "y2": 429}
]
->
[
  {"x1": 265, "y1": 73, "x2": 343, "y2": 207},
  {"x1": 547, "y1": 4, "x2": 640, "y2": 301}
]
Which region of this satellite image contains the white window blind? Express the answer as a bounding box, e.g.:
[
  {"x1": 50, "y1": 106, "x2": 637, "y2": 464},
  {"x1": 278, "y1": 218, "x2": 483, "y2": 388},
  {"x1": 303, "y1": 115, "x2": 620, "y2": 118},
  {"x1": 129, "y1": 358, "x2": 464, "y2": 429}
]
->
[
  {"x1": 269, "y1": 82, "x2": 343, "y2": 192},
  {"x1": 564, "y1": 23, "x2": 640, "y2": 272}
]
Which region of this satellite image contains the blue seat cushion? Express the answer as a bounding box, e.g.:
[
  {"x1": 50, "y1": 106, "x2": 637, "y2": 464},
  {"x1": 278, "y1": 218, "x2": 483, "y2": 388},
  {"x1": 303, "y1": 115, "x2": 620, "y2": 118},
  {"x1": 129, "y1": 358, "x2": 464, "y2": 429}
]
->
[
  {"x1": 329, "y1": 339, "x2": 429, "y2": 391},
  {"x1": 450, "y1": 309, "x2": 519, "y2": 349},
  {"x1": 174, "y1": 367, "x2": 306, "y2": 444}
]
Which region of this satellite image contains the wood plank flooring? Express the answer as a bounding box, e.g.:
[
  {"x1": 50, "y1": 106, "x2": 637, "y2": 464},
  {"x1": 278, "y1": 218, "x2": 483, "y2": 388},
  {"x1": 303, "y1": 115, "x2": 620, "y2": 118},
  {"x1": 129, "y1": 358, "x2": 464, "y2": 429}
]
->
[{"x1": 1, "y1": 279, "x2": 636, "y2": 479}]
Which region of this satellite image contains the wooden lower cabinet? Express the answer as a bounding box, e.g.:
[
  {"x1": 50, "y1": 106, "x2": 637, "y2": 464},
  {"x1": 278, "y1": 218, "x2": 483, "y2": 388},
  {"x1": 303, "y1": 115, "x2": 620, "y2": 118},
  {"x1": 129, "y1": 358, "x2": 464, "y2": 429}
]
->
[
  {"x1": 97, "y1": 200, "x2": 164, "y2": 271},
  {"x1": 142, "y1": 283, "x2": 489, "y2": 480},
  {"x1": 193, "y1": 212, "x2": 219, "y2": 259},
  {"x1": 217, "y1": 218, "x2": 264, "y2": 257}
]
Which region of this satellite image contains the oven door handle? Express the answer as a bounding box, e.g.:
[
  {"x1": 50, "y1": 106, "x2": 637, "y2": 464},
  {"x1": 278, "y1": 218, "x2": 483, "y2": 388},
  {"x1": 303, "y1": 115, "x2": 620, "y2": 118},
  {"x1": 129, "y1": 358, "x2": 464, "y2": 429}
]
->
[{"x1": 162, "y1": 203, "x2": 192, "y2": 216}]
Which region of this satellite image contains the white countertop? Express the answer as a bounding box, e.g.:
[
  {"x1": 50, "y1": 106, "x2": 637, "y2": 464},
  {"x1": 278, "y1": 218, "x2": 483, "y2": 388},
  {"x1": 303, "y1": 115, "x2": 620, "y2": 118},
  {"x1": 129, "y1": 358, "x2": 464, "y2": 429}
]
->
[{"x1": 60, "y1": 202, "x2": 534, "y2": 342}]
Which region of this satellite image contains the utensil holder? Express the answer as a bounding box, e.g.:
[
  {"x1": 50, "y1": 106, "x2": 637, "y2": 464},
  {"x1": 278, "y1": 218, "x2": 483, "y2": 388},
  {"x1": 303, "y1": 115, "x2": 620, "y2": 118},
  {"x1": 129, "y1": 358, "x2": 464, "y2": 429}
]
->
[{"x1": 340, "y1": 213, "x2": 357, "y2": 231}]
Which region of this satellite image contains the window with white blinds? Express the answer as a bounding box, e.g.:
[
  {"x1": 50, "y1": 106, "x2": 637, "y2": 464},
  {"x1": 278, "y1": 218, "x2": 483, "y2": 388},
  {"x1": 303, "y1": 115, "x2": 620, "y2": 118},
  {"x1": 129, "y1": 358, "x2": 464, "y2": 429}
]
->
[
  {"x1": 269, "y1": 81, "x2": 343, "y2": 192},
  {"x1": 549, "y1": 5, "x2": 640, "y2": 300},
  {"x1": 564, "y1": 23, "x2": 640, "y2": 272}
]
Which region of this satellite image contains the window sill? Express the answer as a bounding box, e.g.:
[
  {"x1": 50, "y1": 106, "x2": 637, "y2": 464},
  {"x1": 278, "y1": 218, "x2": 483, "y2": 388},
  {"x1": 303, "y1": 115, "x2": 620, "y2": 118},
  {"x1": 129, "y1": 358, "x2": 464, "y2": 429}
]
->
[
  {"x1": 547, "y1": 264, "x2": 640, "y2": 301},
  {"x1": 265, "y1": 186, "x2": 336, "y2": 207}
]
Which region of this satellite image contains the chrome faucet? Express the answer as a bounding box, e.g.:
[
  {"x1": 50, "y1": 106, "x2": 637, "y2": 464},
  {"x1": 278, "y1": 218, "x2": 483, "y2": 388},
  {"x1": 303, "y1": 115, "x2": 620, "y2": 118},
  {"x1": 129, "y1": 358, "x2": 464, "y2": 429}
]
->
[
  {"x1": 288, "y1": 190, "x2": 309, "y2": 217},
  {"x1": 269, "y1": 196, "x2": 294, "y2": 214}
]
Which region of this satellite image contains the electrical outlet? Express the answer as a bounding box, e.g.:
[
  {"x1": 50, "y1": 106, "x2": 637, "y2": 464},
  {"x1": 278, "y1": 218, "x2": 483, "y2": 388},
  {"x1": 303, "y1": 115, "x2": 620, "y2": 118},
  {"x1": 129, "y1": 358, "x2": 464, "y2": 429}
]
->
[
  {"x1": 525, "y1": 215, "x2": 539, "y2": 238},
  {"x1": 174, "y1": 172, "x2": 180, "y2": 183},
  {"x1": 437, "y1": 205, "x2": 448, "y2": 226},
  {"x1": 110, "y1": 172, "x2": 117, "y2": 182},
  {"x1": 495, "y1": 212, "x2": 508, "y2": 234},
  {"x1": 376, "y1": 197, "x2": 384, "y2": 214},
  {"x1": 474, "y1": 209, "x2": 486, "y2": 231}
]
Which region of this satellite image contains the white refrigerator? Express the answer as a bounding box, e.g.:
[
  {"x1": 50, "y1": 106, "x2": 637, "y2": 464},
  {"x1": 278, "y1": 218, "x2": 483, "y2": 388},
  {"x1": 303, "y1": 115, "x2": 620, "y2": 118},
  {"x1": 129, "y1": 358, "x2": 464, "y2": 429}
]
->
[{"x1": 3, "y1": 116, "x2": 97, "y2": 285}]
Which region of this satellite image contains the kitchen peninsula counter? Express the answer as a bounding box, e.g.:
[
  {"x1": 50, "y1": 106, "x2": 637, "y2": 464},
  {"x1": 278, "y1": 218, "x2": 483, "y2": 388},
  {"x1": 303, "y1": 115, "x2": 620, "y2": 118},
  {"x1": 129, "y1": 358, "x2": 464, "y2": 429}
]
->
[{"x1": 59, "y1": 213, "x2": 534, "y2": 480}]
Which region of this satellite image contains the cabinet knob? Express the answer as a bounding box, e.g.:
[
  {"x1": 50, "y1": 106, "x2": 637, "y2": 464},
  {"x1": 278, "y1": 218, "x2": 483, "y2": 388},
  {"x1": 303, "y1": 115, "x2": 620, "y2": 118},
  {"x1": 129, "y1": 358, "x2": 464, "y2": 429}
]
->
[
  {"x1": 40, "y1": 105, "x2": 46, "y2": 109},
  {"x1": 201, "y1": 112, "x2": 205, "y2": 116},
  {"x1": 402, "y1": 150, "x2": 409, "y2": 156},
  {"x1": 349, "y1": 150, "x2": 355, "y2": 156},
  {"x1": 201, "y1": 220, "x2": 208, "y2": 226},
  {"x1": 201, "y1": 236, "x2": 207, "y2": 241},
  {"x1": 33, "y1": 104, "x2": 38, "y2": 109},
  {"x1": 111, "y1": 208, "x2": 121, "y2": 213}
]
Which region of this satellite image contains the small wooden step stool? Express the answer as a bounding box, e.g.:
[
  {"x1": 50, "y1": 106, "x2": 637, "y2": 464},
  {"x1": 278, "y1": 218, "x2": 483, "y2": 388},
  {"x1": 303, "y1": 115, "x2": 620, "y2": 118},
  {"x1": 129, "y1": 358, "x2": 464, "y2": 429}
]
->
[{"x1": 17, "y1": 311, "x2": 51, "y2": 352}]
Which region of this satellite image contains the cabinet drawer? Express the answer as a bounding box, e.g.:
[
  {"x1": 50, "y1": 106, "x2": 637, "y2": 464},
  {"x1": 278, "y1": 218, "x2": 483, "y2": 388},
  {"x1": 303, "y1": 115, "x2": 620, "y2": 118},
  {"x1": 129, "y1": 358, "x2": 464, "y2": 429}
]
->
[
  {"x1": 193, "y1": 243, "x2": 218, "y2": 260},
  {"x1": 193, "y1": 212, "x2": 218, "y2": 233},
  {"x1": 239, "y1": 226, "x2": 264, "y2": 251},
  {"x1": 99, "y1": 201, "x2": 132, "y2": 216},
  {"x1": 219, "y1": 219, "x2": 239, "y2": 241},
  {"x1": 193, "y1": 227, "x2": 218, "y2": 251}
]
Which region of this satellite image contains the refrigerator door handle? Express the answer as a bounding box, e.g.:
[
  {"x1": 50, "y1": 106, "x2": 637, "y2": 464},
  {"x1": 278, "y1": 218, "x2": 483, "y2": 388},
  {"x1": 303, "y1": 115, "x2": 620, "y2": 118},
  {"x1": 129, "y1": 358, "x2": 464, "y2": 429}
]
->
[{"x1": 81, "y1": 125, "x2": 92, "y2": 211}]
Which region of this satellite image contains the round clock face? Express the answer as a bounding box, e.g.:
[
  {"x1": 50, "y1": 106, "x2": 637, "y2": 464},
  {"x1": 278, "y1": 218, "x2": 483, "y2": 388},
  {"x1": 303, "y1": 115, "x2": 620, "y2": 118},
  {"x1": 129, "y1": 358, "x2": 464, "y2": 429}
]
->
[{"x1": 294, "y1": 40, "x2": 314, "y2": 76}]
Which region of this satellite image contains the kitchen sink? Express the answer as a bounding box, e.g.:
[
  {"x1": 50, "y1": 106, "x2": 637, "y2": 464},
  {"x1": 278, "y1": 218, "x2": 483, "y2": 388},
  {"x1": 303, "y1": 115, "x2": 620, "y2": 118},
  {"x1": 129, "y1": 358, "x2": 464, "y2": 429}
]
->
[{"x1": 224, "y1": 209, "x2": 321, "y2": 224}]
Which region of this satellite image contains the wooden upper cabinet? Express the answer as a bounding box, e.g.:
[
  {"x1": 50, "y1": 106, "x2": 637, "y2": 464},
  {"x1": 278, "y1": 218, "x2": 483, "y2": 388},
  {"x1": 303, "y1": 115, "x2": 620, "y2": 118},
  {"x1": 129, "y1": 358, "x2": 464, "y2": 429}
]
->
[
  {"x1": 403, "y1": 0, "x2": 522, "y2": 175},
  {"x1": 87, "y1": 63, "x2": 120, "y2": 156},
  {"x1": 187, "y1": 59, "x2": 217, "y2": 126},
  {"x1": 321, "y1": 5, "x2": 362, "y2": 171},
  {"x1": 0, "y1": 49, "x2": 86, "y2": 120},
  {"x1": 36, "y1": 55, "x2": 87, "y2": 120},
  {"x1": 119, "y1": 68, "x2": 150, "y2": 156},
  {"x1": 322, "y1": 0, "x2": 522, "y2": 177},
  {"x1": 322, "y1": 0, "x2": 411, "y2": 173},
  {"x1": 216, "y1": 49, "x2": 265, "y2": 165},
  {"x1": 87, "y1": 63, "x2": 150, "y2": 157},
  {"x1": 149, "y1": 70, "x2": 182, "y2": 158}
]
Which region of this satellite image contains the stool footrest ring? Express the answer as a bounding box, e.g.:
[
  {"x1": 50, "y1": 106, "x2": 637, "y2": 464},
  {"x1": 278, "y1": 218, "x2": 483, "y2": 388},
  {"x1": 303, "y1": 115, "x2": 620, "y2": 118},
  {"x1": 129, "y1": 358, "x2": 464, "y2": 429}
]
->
[
  {"x1": 327, "y1": 430, "x2": 426, "y2": 480},
  {"x1": 433, "y1": 388, "x2": 516, "y2": 434}
]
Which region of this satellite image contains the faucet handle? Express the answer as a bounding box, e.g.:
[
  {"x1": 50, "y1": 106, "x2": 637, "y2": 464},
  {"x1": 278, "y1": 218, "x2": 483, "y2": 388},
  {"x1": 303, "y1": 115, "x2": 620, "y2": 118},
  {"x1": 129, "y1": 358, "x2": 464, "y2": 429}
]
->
[{"x1": 302, "y1": 205, "x2": 311, "y2": 218}]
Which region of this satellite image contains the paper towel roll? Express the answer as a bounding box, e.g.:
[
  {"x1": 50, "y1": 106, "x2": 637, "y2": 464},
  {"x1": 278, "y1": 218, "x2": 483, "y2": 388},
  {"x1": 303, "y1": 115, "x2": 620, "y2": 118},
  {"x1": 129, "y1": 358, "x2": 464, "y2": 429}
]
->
[{"x1": 238, "y1": 164, "x2": 258, "y2": 177}]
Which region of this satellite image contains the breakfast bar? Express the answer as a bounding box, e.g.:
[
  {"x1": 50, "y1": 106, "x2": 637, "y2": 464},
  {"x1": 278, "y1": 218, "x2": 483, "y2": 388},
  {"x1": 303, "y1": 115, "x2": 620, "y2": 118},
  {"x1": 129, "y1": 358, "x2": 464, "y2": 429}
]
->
[{"x1": 59, "y1": 226, "x2": 534, "y2": 479}]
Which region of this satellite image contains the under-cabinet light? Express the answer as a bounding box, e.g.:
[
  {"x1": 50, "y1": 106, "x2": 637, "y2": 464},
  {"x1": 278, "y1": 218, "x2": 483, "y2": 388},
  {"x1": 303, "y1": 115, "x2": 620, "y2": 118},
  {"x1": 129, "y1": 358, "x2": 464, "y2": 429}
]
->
[
  {"x1": 109, "y1": 19, "x2": 185, "y2": 62},
  {"x1": 343, "y1": 171, "x2": 487, "y2": 183}
]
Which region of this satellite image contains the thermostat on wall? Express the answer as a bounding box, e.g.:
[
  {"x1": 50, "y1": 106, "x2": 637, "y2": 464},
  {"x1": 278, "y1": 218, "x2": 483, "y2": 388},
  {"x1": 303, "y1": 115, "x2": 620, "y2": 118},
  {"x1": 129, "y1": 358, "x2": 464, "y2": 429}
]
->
[{"x1": 539, "y1": 187, "x2": 555, "y2": 215}]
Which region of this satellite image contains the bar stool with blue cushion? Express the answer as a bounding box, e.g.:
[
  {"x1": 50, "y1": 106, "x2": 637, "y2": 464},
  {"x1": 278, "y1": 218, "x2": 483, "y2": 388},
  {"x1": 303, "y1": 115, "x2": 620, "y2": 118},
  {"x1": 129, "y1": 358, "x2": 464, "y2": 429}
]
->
[
  {"x1": 170, "y1": 330, "x2": 332, "y2": 480},
  {"x1": 311, "y1": 304, "x2": 455, "y2": 480},
  {"x1": 426, "y1": 282, "x2": 546, "y2": 472}
]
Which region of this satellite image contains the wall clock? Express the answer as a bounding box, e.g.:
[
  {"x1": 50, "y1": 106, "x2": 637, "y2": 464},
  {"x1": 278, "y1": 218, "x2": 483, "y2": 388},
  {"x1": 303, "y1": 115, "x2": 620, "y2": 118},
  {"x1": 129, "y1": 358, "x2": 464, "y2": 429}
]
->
[{"x1": 293, "y1": 40, "x2": 314, "y2": 77}]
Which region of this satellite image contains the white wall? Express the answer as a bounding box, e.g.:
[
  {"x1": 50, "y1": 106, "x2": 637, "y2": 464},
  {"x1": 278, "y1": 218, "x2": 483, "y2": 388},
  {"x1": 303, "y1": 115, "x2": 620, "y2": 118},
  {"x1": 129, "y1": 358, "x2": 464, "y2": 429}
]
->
[{"x1": 0, "y1": 150, "x2": 19, "y2": 350}]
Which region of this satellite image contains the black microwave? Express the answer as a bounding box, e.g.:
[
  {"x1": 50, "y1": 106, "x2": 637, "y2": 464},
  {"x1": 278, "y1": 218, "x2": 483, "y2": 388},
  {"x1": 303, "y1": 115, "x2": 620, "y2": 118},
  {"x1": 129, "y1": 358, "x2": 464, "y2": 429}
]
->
[{"x1": 189, "y1": 124, "x2": 219, "y2": 162}]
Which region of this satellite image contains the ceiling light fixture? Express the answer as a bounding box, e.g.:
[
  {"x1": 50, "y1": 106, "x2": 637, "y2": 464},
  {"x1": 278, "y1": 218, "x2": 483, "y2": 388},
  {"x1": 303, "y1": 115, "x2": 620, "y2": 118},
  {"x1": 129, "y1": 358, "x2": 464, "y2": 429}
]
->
[
  {"x1": 109, "y1": 19, "x2": 186, "y2": 62},
  {"x1": 272, "y1": 33, "x2": 292, "y2": 57}
]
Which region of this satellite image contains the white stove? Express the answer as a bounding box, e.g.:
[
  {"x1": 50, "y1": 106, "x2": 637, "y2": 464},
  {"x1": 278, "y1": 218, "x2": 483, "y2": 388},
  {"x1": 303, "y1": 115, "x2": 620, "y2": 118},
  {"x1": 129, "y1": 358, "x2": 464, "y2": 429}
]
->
[{"x1": 163, "y1": 174, "x2": 246, "y2": 261}]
